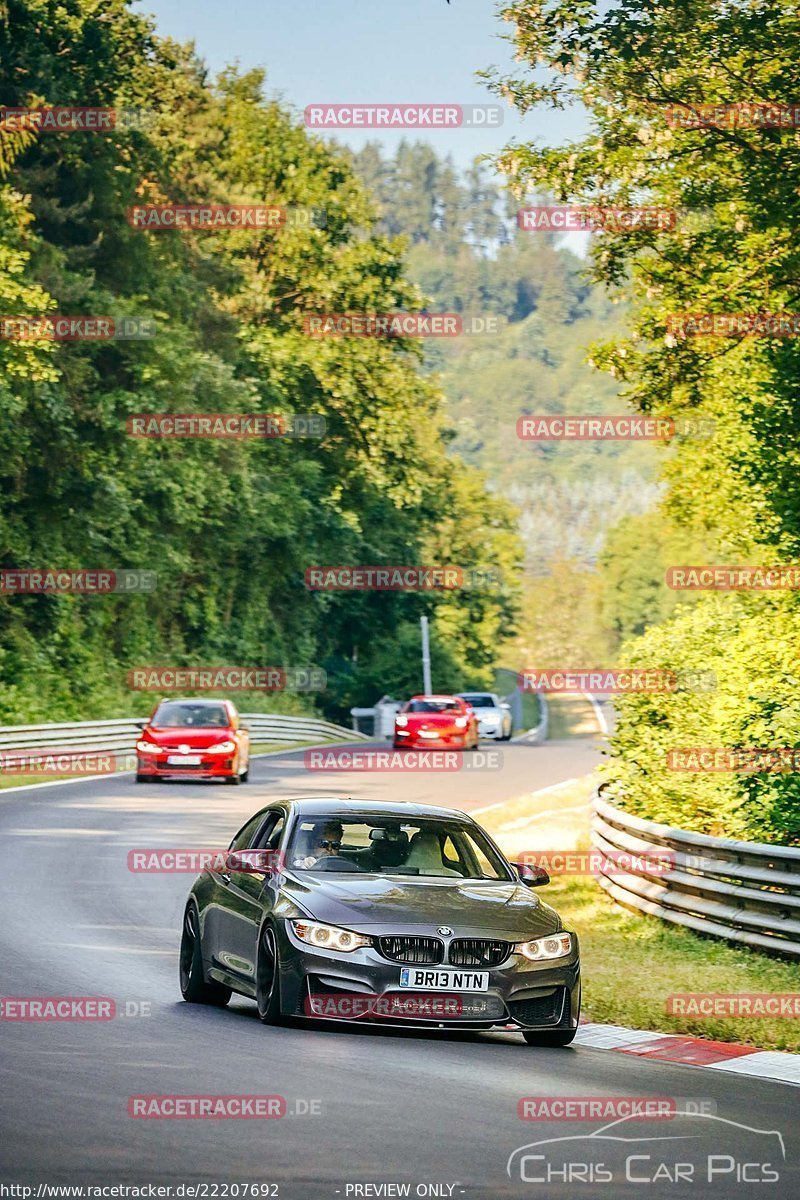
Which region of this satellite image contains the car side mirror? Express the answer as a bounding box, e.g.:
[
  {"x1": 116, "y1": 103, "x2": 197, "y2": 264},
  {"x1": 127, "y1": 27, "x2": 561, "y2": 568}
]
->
[
  {"x1": 515, "y1": 863, "x2": 550, "y2": 887},
  {"x1": 133, "y1": 719, "x2": 147, "y2": 730}
]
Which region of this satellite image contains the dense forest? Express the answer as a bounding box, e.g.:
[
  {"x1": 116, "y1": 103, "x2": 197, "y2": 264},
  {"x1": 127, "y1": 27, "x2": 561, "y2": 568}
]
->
[
  {"x1": 348, "y1": 142, "x2": 672, "y2": 664},
  {"x1": 0, "y1": 0, "x2": 523, "y2": 724}
]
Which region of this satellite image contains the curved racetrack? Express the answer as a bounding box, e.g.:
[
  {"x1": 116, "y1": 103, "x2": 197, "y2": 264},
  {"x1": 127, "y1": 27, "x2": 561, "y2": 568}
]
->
[{"x1": 0, "y1": 740, "x2": 795, "y2": 1198}]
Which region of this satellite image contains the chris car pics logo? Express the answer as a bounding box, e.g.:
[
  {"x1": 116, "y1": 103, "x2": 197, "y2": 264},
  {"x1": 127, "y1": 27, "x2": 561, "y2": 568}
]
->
[{"x1": 507, "y1": 1113, "x2": 785, "y2": 1186}]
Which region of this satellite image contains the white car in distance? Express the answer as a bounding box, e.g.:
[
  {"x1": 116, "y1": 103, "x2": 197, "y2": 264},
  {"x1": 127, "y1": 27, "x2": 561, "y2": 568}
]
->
[{"x1": 456, "y1": 692, "x2": 513, "y2": 741}]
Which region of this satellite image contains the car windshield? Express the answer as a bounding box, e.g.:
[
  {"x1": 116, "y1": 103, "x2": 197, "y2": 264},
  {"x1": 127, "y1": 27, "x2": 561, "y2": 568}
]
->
[
  {"x1": 152, "y1": 702, "x2": 230, "y2": 728},
  {"x1": 287, "y1": 815, "x2": 510, "y2": 880},
  {"x1": 407, "y1": 698, "x2": 460, "y2": 713},
  {"x1": 460, "y1": 694, "x2": 496, "y2": 708}
]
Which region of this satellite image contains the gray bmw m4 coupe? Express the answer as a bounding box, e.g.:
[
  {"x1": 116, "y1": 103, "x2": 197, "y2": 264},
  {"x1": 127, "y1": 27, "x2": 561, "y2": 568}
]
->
[{"x1": 179, "y1": 798, "x2": 581, "y2": 1045}]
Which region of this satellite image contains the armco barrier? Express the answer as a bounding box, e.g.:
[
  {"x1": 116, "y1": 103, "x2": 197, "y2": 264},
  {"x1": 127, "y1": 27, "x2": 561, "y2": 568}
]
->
[
  {"x1": 0, "y1": 713, "x2": 366, "y2": 761},
  {"x1": 591, "y1": 787, "x2": 800, "y2": 959}
]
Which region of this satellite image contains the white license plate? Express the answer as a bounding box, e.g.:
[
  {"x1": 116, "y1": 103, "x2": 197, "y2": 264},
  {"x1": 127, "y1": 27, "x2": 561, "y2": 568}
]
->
[
  {"x1": 167, "y1": 755, "x2": 202, "y2": 765},
  {"x1": 418, "y1": 731, "x2": 440, "y2": 739},
  {"x1": 399, "y1": 968, "x2": 489, "y2": 991}
]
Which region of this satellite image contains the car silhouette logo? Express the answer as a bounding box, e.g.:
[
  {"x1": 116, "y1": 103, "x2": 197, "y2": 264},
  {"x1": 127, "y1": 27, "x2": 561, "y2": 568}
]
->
[
  {"x1": 179, "y1": 744, "x2": 190, "y2": 754},
  {"x1": 438, "y1": 926, "x2": 454, "y2": 936}
]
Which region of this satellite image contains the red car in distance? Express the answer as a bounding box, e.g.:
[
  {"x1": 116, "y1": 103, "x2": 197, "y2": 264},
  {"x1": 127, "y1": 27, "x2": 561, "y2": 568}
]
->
[
  {"x1": 393, "y1": 694, "x2": 479, "y2": 751},
  {"x1": 135, "y1": 697, "x2": 250, "y2": 784}
]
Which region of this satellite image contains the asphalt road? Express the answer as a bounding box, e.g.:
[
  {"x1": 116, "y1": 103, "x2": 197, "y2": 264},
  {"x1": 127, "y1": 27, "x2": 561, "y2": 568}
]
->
[{"x1": 0, "y1": 739, "x2": 796, "y2": 1199}]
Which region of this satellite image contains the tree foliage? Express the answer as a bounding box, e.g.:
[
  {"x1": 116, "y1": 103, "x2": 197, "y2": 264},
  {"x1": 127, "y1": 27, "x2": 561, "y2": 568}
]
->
[
  {"x1": 492, "y1": 0, "x2": 800, "y2": 841},
  {"x1": 0, "y1": 0, "x2": 521, "y2": 722}
]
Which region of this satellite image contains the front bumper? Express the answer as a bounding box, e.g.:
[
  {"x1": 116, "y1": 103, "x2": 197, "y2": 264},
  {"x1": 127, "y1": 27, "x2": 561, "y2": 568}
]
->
[
  {"x1": 394, "y1": 730, "x2": 470, "y2": 749},
  {"x1": 276, "y1": 921, "x2": 581, "y2": 1031},
  {"x1": 137, "y1": 753, "x2": 237, "y2": 779}
]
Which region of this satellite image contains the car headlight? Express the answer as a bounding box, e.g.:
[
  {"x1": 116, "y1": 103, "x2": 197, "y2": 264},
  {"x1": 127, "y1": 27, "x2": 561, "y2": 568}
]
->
[
  {"x1": 516, "y1": 933, "x2": 573, "y2": 961},
  {"x1": 395, "y1": 714, "x2": 408, "y2": 727},
  {"x1": 136, "y1": 740, "x2": 163, "y2": 755},
  {"x1": 454, "y1": 716, "x2": 468, "y2": 728},
  {"x1": 204, "y1": 740, "x2": 236, "y2": 754},
  {"x1": 292, "y1": 920, "x2": 372, "y2": 952}
]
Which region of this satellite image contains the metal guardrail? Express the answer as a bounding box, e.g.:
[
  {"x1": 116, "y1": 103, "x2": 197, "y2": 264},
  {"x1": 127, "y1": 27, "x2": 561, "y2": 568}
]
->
[
  {"x1": 0, "y1": 714, "x2": 366, "y2": 760},
  {"x1": 592, "y1": 787, "x2": 800, "y2": 959}
]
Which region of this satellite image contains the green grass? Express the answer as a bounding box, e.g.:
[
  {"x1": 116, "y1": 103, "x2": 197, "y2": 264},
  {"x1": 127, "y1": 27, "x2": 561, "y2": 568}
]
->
[
  {"x1": 550, "y1": 872, "x2": 800, "y2": 1053},
  {"x1": 479, "y1": 770, "x2": 800, "y2": 1054}
]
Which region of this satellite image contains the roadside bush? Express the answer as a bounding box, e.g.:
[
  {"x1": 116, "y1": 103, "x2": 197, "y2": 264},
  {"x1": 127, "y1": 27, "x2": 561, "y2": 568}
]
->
[{"x1": 603, "y1": 593, "x2": 800, "y2": 845}]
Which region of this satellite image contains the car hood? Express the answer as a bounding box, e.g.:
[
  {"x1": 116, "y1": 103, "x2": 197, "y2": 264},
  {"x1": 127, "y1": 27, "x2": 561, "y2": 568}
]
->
[
  {"x1": 144, "y1": 726, "x2": 235, "y2": 747},
  {"x1": 281, "y1": 873, "x2": 562, "y2": 939}
]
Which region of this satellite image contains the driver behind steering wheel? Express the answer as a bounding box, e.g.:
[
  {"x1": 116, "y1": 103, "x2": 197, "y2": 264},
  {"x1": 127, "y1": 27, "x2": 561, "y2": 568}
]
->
[{"x1": 293, "y1": 820, "x2": 344, "y2": 869}]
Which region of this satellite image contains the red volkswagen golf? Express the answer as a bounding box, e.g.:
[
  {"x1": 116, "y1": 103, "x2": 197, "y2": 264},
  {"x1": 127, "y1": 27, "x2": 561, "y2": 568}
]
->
[
  {"x1": 393, "y1": 694, "x2": 479, "y2": 751},
  {"x1": 135, "y1": 698, "x2": 250, "y2": 784}
]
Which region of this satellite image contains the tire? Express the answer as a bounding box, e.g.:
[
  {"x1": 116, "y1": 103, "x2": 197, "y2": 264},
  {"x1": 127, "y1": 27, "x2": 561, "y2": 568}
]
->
[
  {"x1": 239, "y1": 765, "x2": 249, "y2": 783},
  {"x1": 256, "y1": 925, "x2": 283, "y2": 1024},
  {"x1": 522, "y1": 1028, "x2": 577, "y2": 1046},
  {"x1": 135, "y1": 772, "x2": 148, "y2": 783},
  {"x1": 179, "y1": 903, "x2": 231, "y2": 1006}
]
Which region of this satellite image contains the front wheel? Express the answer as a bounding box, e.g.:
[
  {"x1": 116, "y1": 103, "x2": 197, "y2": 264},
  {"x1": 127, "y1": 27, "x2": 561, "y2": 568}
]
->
[
  {"x1": 179, "y1": 904, "x2": 231, "y2": 1006},
  {"x1": 256, "y1": 926, "x2": 283, "y2": 1024}
]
